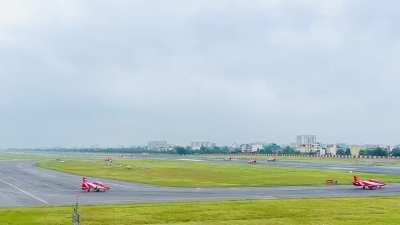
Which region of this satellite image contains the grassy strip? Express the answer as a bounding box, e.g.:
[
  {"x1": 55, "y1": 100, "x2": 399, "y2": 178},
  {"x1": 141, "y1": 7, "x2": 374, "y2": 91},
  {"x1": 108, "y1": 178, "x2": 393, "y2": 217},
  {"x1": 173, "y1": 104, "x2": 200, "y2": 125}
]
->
[
  {"x1": 37, "y1": 159, "x2": 400, "y2": 187},
  {"x1": 1, "y1": 197, "x2": 400, "y2": 225}
]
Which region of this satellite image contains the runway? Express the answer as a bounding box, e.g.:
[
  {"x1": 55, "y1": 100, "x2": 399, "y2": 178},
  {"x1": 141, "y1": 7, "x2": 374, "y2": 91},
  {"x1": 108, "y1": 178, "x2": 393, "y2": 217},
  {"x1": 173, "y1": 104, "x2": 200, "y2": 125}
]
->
[
  {"x1": 1, "y1": 161, "x2": 400, "y2": 207},
  {"x1": 208, "y1": 158, "x2": 400, "y2": 174}
]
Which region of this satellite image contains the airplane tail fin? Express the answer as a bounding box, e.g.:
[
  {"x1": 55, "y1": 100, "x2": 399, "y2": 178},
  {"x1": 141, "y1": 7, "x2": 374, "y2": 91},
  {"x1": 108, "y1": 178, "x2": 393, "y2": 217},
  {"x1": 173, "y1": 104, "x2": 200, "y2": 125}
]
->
[{"x1": 353, "y1": 176, "x2": 359, "y2": 182}]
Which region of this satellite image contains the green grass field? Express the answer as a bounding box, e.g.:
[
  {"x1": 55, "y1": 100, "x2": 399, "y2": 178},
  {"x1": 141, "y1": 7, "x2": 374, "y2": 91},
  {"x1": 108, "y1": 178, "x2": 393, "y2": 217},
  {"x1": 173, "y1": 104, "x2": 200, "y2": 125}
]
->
[
  {"x1": 37, "y1": 159, "x2": 400, "y2": 187},
  {"x1": 1, "y1": 197, "x2": 400, "y2": 225}
]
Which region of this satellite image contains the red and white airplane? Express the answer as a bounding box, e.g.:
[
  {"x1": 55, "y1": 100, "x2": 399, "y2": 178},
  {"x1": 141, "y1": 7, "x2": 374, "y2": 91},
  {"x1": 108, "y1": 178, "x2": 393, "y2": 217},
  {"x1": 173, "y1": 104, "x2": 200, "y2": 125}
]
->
[
  {"x1": 81, "y1": 177, "x2": 111, "y2": 192},
  {"x1": 352, "y1": 176, "x2": 385, "y2": 190},
  {"x1": 248, "y1": 159, "x2": 257, "y2": 164}
]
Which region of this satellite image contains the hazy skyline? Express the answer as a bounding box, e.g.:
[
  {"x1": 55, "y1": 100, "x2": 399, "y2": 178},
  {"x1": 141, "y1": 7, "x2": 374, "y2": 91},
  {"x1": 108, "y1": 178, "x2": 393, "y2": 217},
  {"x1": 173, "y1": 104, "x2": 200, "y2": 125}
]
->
[{"x1": 1, "y1": 1, "x2": 400, "y2": 148}]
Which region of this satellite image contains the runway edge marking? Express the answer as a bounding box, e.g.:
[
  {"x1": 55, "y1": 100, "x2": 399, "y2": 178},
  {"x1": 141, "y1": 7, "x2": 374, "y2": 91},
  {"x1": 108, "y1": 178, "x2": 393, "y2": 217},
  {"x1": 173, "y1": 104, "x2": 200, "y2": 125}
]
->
[{"x1": 0, "y1": 178, "x2": 49, "y2": 205}]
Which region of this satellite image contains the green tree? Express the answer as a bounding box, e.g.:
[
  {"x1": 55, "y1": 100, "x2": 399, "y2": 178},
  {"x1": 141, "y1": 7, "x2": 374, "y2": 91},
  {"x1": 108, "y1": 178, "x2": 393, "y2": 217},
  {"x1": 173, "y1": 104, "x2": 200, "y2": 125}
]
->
[
  {"x1": 359, "y1": 147, "x2": 387, "y2": 156},
  {"x1": 281, "y1": 146, "x2": 297, "y2": 154},
  {"x1": 371, "y1": 147, "x2": 388, "y2": 156},
  {"x1": 336, "y1": 149, "x2": 346, "y2": 155},
  {"x1": 391, "y1": 148, "x2": 400, "y2": 157},
  {"x1": 175, "y1": 147, "x2": 189, "y2": 155},
  {"x1": 259, "y1": 143, "x2": 281, "y2": 154}
]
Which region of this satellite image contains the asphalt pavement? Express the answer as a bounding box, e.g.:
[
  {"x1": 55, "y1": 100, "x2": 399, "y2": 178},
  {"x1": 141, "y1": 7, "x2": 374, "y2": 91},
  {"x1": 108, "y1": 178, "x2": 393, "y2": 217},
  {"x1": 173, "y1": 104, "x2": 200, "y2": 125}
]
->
[
  {"x1": 208, "y1": 158, "x2": 400, "y2": 174},
  {"x1": 1, "y1": 160, "x2": 400, "y2": 207}
]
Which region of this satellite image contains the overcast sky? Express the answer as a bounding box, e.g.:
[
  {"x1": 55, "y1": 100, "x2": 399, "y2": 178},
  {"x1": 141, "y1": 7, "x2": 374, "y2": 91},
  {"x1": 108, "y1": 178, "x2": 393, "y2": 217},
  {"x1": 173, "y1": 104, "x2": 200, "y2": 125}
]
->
[{"x1": 1, "y1": 0, "x2": 399, "y2": 148}]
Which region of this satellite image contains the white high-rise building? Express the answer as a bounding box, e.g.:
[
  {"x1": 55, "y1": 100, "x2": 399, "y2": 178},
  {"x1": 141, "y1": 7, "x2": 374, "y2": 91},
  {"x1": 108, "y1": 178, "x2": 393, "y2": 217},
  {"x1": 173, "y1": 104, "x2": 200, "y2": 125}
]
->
[
  {"x1": 190, "y1": 141, "x2": 216, "y2": 150},
  {"x1": 296, "y1": 135, "x2": 317, "y2": 153}
]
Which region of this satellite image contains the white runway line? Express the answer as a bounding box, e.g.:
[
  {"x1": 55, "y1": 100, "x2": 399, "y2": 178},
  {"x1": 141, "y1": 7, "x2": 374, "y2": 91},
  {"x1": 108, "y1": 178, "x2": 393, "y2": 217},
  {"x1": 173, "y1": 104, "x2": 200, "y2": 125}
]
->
[
  {"x1": 0, "y1": 178, "x2": 49, "y2": 205},
  {"x1": 262, "y1": 196, "x2": 276, "y2": 199},
  {"x1": 177, "y1": 159, "x2": 204, "y2": 162}
]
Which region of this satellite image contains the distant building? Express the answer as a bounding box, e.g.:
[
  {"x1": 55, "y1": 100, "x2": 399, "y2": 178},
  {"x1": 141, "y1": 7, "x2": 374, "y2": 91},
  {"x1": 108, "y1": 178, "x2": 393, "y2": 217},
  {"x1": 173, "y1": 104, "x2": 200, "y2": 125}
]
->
[
  {"x1": 147, "y1": 141, "x2": 169, "y2": 151},
  {"x1": 296, "y1": 135, "x2": 316, "y2": 146},
  {"x1": 240, "y1": 143, "x2": 263, "y2": 153},
  {"x1": 319, "y1": 146, "x2": 326, "y2": 155},
  {"x1": 229, "y1": 142, "x2": 240, "y2": 152},
  {"x1": 296, "y1": 135, "x2": 317, "y2": 153},
  {"x1": 313, "y1": 142, "x2": 324, "y2": 154},
  {"x1": 190, "y1": 141, "x2": 216, "y2": 150},
  {"x1": 326, "y1": 144, "x2": 337, "y2": 155},
  {"x1": 240, "y1": 144, "x2": 252, "y2": 153},
  {"x1": 251, "y1": 143, "x2": 263, "y2": 152}
]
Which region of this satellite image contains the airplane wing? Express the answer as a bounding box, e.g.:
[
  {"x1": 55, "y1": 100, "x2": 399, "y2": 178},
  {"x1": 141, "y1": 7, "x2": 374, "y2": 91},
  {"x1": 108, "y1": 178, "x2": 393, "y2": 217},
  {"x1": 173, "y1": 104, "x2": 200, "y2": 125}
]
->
[
  {"x1": 352, "y1": 176, "x2": 385, "y2": 189},
  {"x1": 363, "y1": 180, "x2": 384, "y2": 187}
]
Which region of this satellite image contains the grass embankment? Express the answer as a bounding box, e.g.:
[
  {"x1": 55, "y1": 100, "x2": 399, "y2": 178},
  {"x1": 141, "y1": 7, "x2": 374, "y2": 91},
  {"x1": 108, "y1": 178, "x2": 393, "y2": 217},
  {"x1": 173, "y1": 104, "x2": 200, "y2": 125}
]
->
[
  {"x1": 1, "y1": 197, "x2": 400, "y2": 225},
  {"x1": 37, "y1": 159, "x2": 400, "y2": 187}
]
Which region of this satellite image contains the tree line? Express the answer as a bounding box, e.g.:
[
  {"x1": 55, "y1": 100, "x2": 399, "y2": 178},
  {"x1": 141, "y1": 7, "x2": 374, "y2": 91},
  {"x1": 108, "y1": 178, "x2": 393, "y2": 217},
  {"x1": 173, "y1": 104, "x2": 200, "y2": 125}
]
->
[
  {"x1": 176, "y1": 144, "x2": 298, "y2": 155},
  {"x1": 29, "y1": 145, "x2": 400, "y2": 157},
  {"x1": 359, "y1": 147, "x2": 400, "y2": 157}
]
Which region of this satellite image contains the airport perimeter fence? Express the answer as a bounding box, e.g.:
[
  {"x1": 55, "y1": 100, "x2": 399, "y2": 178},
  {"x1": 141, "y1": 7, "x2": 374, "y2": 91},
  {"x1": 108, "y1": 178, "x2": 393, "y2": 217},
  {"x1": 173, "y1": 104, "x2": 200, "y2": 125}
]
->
[{"x1": 222, "y1": 153, "x2": 400, "y2": 160}]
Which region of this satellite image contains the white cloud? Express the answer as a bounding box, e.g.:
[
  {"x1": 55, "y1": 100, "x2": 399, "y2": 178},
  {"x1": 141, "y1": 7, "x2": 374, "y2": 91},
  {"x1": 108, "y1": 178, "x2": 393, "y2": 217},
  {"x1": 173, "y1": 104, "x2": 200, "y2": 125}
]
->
[
  {"x1": 0, "y1": 0, "x2": 400, "y2": 147},
  {"x1": 0, "y1": 1, "x2": 33, "y2": 27}
]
